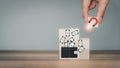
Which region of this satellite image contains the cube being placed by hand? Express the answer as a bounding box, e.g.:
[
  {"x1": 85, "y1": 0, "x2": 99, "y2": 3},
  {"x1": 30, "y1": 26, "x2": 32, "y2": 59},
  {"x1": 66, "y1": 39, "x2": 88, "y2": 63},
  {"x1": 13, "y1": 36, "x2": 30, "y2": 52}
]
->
[
  {"x1": 88, "y1": 17, "x2": 99, "y2": 28},
  {"x1": 85, "y1": 17, "x2": 99, "y2": 32}
]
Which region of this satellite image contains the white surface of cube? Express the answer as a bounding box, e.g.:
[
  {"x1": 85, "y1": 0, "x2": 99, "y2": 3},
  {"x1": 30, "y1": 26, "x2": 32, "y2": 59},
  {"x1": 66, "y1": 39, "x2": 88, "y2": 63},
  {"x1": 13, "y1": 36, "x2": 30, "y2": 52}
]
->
[
  {"x1": 88, "y1": 17, "x2": 99, "y2": 28},
  {"x1": 79, "y1": 38, "x2": 90, "y2": 59},
  {"x1": 59, "y1": 28, "x2": 80, "y2": 59}
]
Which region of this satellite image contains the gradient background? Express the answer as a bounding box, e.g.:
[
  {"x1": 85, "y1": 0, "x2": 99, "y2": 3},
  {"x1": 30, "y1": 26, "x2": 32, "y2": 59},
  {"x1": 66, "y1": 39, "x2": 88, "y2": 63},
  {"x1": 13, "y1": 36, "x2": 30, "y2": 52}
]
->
[{"x1": 0, "y1": 0, "x2": 120, "y2": 50}]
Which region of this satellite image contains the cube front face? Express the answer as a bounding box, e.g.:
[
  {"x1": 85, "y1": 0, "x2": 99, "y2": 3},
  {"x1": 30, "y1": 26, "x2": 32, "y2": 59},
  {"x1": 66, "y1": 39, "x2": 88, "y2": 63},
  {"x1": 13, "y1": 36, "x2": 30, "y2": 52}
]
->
[
  {"x1": 88, "y1": 17, "x2": 99, "y2": 28},
  {"x1": 59, "y1": 28, "x2": 90, "y2": 59},
  {"x1": 59, "y1": 28, "x2": 79, "y2": 59},
  {"x1": 79, "y1": 38, "x2": 90, "y2": 59}
]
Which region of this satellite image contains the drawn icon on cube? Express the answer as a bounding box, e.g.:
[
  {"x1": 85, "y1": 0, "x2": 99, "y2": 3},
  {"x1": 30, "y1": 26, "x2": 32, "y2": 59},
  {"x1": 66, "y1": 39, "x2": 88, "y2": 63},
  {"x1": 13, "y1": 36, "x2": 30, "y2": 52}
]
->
[
  {"x1": 71, "y1": 30, "x2": 79, "y2": 36},
  {"x1": 67, "y1": 37, "x2": 75, "y2": 47},
  {"x1": 68, "y1": 42, "x2": 75, "y2": 47},
  {"x1": 78, "y1": 46, "x2": 85, "y2": 53},
  {"x1": 65, "y1": 29, "x2": 70, "y2": 37},
  {"x1": 64, "y1": 42, "x2": 68, "y2": 47},
  {"x1": 85, "y1": 17, "x2": 99, "y2": 32},
  {"x1": 59, "y1": 36, "x2": 66, "y2": 44},
  {"x1": 67, "y1": 38, "x2": 75, "y2": 47},
  {"x1": 78, "y1": 40, "x2": 83, "y2": 47},
  {"x1": 68, "y1": 37, "x2": 74, "y2": 42},
  {"x1": 78, "y1": 40, "x2": 85, "y2": 53},
  {"x1": 61, "y1": 47, "x2": 78, "y2": 58},
  {"x1": 88, "y1": 17, "x2": 99, "y2": 28}
]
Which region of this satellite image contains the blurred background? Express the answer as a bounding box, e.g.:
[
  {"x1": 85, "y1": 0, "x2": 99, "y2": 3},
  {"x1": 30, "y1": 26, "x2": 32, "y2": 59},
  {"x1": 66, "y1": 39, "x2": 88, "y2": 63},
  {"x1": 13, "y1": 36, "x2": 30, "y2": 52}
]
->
[{"x1": 0, "y1": 0, "x2": 120, "y2": 51}]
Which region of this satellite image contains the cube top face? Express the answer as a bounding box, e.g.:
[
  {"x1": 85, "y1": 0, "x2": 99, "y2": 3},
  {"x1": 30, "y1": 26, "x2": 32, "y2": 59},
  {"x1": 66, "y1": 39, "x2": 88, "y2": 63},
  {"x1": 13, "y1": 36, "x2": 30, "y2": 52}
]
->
[{"x1": 59, "y1": 28, "x2": 80, "y2": 59}]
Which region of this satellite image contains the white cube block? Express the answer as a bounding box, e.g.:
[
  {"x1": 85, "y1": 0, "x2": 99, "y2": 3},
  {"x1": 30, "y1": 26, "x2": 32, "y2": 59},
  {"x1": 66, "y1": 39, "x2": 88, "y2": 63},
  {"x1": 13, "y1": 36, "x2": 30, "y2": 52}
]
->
[{"x1": 88, "y1": 17, "x2": 99, "y2": 28}]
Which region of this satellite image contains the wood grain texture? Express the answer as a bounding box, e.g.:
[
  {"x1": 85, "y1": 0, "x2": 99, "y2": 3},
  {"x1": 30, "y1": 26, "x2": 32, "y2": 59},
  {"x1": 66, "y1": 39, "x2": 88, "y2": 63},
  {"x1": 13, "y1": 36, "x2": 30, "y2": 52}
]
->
[{"x1": 0, "y1": 50, "x2": 120, "y2": 68}]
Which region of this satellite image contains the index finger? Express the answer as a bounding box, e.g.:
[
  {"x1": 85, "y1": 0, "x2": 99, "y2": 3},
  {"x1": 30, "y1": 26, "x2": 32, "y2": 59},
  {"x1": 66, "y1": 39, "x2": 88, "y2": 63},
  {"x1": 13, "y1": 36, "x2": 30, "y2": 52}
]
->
[{"x1": 82, "y1": 0, "x2": 91, "y2": 23}]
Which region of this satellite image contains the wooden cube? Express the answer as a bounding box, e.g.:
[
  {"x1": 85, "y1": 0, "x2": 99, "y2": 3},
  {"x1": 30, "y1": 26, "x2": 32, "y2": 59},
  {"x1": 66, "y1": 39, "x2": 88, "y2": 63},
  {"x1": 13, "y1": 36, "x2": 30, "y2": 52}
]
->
[
  {"x1": 59, "y1": 28, "x2": 90, "y2": 59},
  {"x1": 59, "y1": 28, "x2": 79, "y2": 59}
]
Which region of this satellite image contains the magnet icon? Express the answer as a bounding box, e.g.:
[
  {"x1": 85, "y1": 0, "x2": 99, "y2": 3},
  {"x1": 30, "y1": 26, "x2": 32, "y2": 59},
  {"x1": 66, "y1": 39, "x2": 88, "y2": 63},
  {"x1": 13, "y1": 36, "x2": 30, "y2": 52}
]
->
[
  {"x1": 85, "y1": 17, "x2": 99, "y2": 32},
  {"x1": 88, "y1": 17, "x2": 98, "y2": 27},
  {"x1": 88, "y1": 17, "x2": 99, "y2": 28}
]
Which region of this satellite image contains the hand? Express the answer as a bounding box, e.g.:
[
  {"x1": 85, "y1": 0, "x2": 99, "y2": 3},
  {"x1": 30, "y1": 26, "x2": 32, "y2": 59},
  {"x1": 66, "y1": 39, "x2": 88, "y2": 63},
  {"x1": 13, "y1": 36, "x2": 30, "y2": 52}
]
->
[{"x1": 82, "y1": 0, "x2": 109, "y2": 23}]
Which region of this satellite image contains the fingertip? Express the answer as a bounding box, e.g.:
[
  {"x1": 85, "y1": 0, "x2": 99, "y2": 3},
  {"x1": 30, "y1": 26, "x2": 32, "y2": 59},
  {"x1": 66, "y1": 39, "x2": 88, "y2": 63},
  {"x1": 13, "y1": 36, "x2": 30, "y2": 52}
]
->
[
  {"x1": 83, "y1": 15, "x2": 88, "y2": 23},
  {"x1": 97, "y1": 16, "x2": 102, "y2": 24},
  {"x1": 84, "y1": 17, "x2": 88, "y2": 23},
  {"x1": 82, "y1": 12, "x2": 88, "y2": 23}
]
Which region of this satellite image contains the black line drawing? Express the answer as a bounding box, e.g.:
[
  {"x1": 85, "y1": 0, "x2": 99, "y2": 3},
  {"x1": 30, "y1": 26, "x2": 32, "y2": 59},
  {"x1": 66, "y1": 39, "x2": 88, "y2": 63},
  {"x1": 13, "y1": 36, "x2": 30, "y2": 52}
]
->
[
  {"x1": 78, "y1": 40, "x2": 85, "y2": 53},
  {"x1": 65, "y1": 29, "x2": 70, "y2": 37},
  {"x1": 71, "y1": 30, "x2": 79, "y2": 36},
  {"x1": 59, "y1": 36, "x2": 66, "y2": 44}
]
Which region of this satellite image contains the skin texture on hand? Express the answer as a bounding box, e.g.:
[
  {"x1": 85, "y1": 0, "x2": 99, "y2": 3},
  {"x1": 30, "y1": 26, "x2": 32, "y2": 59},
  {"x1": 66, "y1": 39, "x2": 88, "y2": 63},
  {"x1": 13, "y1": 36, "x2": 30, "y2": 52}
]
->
[{"x1": 82, "y1": 0, "x2": 109, "y2": 23}]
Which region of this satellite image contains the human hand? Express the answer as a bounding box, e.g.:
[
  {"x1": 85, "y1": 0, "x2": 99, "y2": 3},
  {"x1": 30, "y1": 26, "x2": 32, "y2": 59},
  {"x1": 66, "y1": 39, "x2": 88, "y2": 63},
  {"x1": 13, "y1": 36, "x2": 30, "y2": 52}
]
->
[{"x1": 82, "y1": 0, "x2": 109, "y2": 23}]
